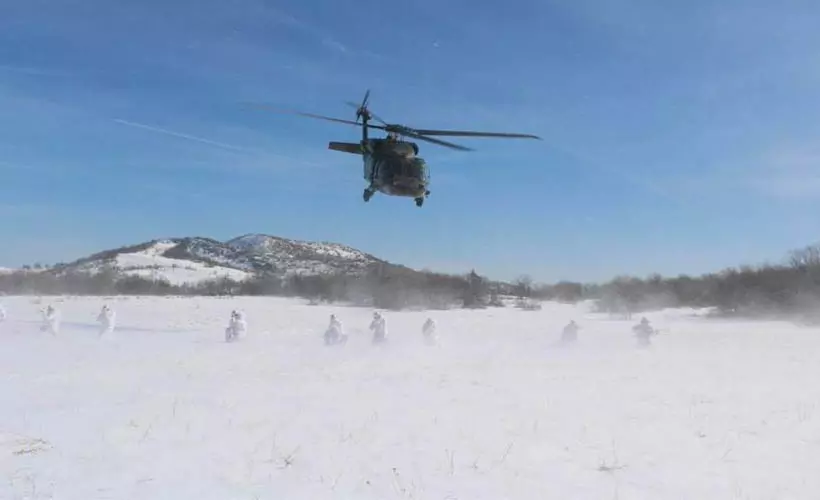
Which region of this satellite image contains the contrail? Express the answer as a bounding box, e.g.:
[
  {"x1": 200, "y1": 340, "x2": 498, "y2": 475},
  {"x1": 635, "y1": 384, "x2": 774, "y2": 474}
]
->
[
  {"x1": 0, "y1": 64, "x2": 70, "y2": 77},
  {"x1": 113, "y1": 119, "x2": 249, "y2": 152},
  {"x1": 265, "y1": 7, "x2": 350, "y2": 55}
]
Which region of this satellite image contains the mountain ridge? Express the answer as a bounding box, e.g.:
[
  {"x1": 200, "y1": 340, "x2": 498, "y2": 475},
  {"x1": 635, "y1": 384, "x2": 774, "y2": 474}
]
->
[{"x1": 44, "y1": 233, "x2": 410, "y2": 286}]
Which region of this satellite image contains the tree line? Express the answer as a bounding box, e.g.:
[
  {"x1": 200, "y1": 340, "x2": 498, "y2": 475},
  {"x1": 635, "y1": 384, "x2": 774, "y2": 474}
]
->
[
  {"x1": 4, "y1": 242, "x2": 820, "y2": 319},
  {"x1": 519, "y1": 242, "x2": 820, "y2": 321},
  {"x1": 0, "y1": 263, "x2": 496, "y2": 311}
]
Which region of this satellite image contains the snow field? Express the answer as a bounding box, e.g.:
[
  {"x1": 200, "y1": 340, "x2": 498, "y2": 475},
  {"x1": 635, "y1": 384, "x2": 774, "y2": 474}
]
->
[{"x1": 1, "y1": 296, "x2": 820, "y2": 499}]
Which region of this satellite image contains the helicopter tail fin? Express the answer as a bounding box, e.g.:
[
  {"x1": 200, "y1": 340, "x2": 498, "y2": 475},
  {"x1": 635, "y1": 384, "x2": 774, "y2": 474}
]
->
[{"x1": 328, "y1": 142, "x2": 364, "y2": 155}]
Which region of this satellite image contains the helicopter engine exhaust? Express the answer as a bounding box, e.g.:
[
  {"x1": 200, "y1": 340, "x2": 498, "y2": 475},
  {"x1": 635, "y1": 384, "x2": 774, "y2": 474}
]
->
[{"x1": 388, "y1": 142, "x2": 417, "y2": 158}]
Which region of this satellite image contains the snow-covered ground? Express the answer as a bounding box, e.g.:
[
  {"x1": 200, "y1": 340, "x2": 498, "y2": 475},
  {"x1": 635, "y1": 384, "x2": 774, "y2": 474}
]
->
[
  {"x1": 112, "y1": 242, "x2": 251, "y2": 285},
  {"x1": 73, "y1": 241, "x2": 252, "y2": 285},
  {"x1": 1, "y1": 296, "x2": 819, "y2": 499}
]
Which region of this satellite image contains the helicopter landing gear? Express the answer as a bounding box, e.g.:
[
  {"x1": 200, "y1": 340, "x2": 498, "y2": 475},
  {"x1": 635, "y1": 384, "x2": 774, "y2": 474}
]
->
[
  {"x1": 414, "y1": 197, "x2": 424, "y2": 207},
  {"x1": 363, "y1": 188, "x2": 375, "y2": 202}
]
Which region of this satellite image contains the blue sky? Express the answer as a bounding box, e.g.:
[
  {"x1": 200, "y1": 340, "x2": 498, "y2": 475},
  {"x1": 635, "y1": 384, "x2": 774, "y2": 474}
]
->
[{"x1": 2, "y1": 0, "x2": 820, "y2": 283}]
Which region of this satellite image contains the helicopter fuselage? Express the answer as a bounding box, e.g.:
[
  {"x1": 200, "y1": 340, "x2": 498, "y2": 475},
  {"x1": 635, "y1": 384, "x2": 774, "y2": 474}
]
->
[
  {"x1": 364, "y1": 139, "x2": 429, "y2": 198},
  {"x1": 329, "y1": 137, "x2": 431, "y2": 204}
]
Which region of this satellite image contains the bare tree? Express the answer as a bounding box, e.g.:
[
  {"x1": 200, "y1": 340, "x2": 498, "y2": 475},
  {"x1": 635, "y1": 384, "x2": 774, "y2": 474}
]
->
[
  {"x1": 513, "y1": 275, "x2": 533, "y2": 299},
  {"x1": 789, "y1": 244, "x2": 820, "y2": 269}
]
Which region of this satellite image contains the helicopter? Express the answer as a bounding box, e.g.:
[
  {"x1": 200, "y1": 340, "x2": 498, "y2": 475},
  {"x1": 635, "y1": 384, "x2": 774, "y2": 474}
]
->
[{"x1": 258, "y1": 90, "x2": 541, "y2": 207}]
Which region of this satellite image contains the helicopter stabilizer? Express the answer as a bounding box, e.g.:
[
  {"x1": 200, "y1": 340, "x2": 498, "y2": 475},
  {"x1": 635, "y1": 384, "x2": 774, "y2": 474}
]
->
[{"x1": 328, "y1": 142, "x2": 364, "y2": 155}]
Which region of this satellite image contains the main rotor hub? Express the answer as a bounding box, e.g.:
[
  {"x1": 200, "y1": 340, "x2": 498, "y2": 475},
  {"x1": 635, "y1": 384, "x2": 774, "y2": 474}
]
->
[{"x1": 357, "y1": 108, "x2": 372, "y2": 123}]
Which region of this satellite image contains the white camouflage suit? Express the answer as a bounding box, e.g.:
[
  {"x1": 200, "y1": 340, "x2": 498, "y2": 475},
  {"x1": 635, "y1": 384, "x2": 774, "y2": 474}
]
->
[
  {"x1": 324, "y1": 314, "x2": 347, "y2": 345},
  {"x1": 422, "y1": 318, "x2": 437, "y2": 344},
  {"x1": 632, "y1": 317, "x2": 655, "y2": 347},
  {"x1": 97, "y1": 305, "x2": 116, "y2": 336},
  {"x1": 225, "y1": 310, "x2": 247, "y2": 342},
  {"x1": 41, "y1": 305, "x2": 60, "y2": 335},
  {"x1": 370, "y1": 312, "x2": 387, "y2": 344}
]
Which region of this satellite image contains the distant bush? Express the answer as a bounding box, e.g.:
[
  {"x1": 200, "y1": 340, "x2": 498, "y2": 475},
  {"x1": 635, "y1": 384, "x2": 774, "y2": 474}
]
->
[{"x1": 575, "y1": 243, "x2": 820, "y2": 320}]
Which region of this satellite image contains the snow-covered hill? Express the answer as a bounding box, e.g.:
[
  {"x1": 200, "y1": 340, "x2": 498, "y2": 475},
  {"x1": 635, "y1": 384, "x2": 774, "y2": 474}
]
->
[
  {"x1": 226, "y1": 234, "x2": 379, "y2": 275},
  {"x1": 50, "y1": 234, "x2": 388, "y2": 285}
]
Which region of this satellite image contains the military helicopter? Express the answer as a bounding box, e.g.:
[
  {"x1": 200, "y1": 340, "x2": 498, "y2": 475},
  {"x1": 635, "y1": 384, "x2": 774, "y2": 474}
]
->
[{"x1": 258, "y1": 90, "x2": 541, "y2": 207}]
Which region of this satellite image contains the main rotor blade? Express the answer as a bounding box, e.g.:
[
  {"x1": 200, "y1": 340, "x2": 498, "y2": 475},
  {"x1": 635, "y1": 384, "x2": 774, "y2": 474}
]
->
[
  {"x1": 402, "y1": 130, "x2": 473, "y2": 151},
  {"x1": 249, "y1": 104, "x2": 387, "y2": 130},
  {"x1": 410, "y1": 129, "x2": 542, "y2": 139},
  {"x1": 360, "y1": 89, "x2": 370, "y2": 110}
]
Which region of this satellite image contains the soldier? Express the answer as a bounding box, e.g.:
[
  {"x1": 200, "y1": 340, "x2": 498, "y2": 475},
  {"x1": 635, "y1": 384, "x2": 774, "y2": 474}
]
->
[
  {"x1": 97, "y1": 304, "x2": 116, "y2": 336},
  {"x1": 561, "y1": 320, "x2": 579, "y2": 344},
  {"x1": 422, "y1": 317, "x2": 438, "y2": 345},
  {"x1": 41, "y1": 305, "x2": 60, "y2": 335},
  {"x1": 370, "y1": 311, "x2": 387, "y2": 344},
  {"x1": 225, "y1": 310, "x2": 247, "y2": 342},
  {"x1": 632, "y1": 317, "x2": 656, "y2": 347},
  {"x1": 324, "y1": 314, "x2": 347, "y2": 345}
]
